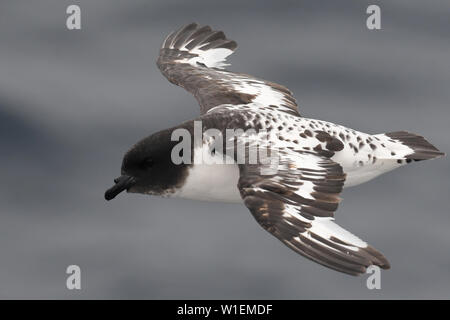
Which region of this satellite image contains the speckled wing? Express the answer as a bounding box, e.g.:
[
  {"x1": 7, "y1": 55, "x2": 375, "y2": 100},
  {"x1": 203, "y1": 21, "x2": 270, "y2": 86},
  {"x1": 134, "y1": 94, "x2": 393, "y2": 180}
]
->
[
  {"x1": 238, "y1": 150, "x2": 390, "y2": 276},
  {"x1": 157, "y1": 23, "x2": 299, "y2": 116}
]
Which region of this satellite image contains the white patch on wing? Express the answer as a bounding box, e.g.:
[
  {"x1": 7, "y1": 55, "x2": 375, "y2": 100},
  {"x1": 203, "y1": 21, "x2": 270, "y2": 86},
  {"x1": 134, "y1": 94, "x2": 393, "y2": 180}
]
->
[
  {"x1": 229, "y1": 80, "x2": 293, "y2": 113},
  {"x1": 282, "y1": 204, "x2": 312, "y2": 224},
  {"x1": 232, "y1": 81, "x2": 279, "y2": 104},
  {"x1": 186, "y1": 47, "x2": 233, "y2": 69},
  {"x1": 306, "y1": 217, "x2": 367, "y2": 249},
  {"x1": 163, "y1": 25, "x2": 234, "y2": 69},
  {"x1": 290, "y1": 180, "x2": 315, "y2": 200},
  {"x1": 290, "y1": 152, "x2": 324, "y2": 171}
]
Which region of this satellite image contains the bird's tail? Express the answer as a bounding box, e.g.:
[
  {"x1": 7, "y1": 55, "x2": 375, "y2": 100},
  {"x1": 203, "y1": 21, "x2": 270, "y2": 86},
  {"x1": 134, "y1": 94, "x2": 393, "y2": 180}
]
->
[{"x1": 376, "y1": 131, "x2": 444, "y2": 162}]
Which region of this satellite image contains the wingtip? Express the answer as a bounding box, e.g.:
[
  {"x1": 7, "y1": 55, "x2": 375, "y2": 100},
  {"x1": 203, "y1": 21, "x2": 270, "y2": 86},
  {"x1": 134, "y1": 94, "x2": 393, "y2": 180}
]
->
[{"x1": 365, "y1": 245, "x2": 391, "y2": 269}]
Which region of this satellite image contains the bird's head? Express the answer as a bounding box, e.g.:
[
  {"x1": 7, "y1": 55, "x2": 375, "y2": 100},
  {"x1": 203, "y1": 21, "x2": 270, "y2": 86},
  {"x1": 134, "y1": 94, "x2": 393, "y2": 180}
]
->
[{"x1": 104, "y1": 128, "x2": 191, "y2": 200}]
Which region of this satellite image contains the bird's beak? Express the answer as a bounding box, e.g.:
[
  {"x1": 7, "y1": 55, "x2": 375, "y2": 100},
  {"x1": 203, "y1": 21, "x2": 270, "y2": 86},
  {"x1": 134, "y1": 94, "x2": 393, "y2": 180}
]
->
[{"x1": 104, "y1": 175, "x2": 136, "y2": 201}]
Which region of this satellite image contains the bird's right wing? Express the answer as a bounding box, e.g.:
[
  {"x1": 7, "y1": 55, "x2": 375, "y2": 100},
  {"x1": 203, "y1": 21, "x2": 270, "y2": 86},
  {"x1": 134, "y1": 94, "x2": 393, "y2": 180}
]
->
[
  {"x1": 157, "y1": 23, "x2": 299, "y2": 116},
  {"x1": 238, "y1": 150, "x2": 390, "y2": 275}
]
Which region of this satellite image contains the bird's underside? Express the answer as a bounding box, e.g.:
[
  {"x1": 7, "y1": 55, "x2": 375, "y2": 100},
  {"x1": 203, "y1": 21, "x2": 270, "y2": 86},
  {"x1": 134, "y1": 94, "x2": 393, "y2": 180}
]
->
[{"x1": 153, "y1": 23, "x2": 444, "y2": 276}]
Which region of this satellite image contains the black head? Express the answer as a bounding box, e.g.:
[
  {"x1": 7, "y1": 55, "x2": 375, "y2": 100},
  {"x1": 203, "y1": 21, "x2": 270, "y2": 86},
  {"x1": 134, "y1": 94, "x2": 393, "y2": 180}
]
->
[{"x1": 105, "y1": 128, "x2": 190, "y2": 200}]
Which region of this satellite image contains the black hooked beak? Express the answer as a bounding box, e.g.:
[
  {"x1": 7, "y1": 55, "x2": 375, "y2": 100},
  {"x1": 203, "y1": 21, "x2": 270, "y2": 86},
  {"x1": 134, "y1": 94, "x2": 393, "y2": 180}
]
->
[{"x1": 104, "y1": 175, "x2": 136, "y2": 201}]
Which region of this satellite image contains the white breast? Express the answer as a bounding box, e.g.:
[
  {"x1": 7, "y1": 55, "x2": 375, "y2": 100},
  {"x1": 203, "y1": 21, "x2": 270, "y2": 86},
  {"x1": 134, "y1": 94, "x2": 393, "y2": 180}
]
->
[{"x1": 174, "y1": 146, "x2": 242, "y2": 203}]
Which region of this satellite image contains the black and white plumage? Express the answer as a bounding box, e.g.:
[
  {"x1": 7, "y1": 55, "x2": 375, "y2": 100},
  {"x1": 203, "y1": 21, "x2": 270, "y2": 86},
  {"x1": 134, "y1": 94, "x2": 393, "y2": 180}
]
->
[{"x1": 105, "y1": 23, "x2": 444, "y2": 276}]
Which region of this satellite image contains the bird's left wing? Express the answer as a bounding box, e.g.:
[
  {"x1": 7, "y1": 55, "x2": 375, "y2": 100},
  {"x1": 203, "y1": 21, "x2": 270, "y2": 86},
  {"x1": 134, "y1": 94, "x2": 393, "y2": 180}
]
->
[
  {"x1": 157, "y1": 23, "x2": 299, "y2": 116},
  {"x1": 238, "y1": 150, "x2": 390, "y2": 275}
]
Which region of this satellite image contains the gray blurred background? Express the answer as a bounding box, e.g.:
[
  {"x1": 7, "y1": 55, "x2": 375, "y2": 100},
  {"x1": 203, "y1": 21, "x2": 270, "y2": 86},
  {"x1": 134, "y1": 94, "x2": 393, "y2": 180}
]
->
[{"x1": 0, "y1": 0, "x2": 449, "y2": 299}]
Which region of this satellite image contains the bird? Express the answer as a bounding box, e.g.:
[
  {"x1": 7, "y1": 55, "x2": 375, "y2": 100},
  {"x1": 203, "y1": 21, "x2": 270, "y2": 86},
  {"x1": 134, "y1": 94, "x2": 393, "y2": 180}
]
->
[{"x1": 104, "y1": 23, "x2": 444, "y2": 276}]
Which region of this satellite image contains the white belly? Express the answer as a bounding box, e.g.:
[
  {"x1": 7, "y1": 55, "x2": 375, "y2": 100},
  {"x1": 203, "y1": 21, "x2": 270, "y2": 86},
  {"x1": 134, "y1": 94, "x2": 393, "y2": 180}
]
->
[
  {"x1": 342, "y1": 159, "x2": 400, "y2": 187},
  {"x1": 174, "y1": 137, "x2": 402, "y2": 202},
  {"x1": 176, "y1": 159, "x2": 394, "y2": 201}
]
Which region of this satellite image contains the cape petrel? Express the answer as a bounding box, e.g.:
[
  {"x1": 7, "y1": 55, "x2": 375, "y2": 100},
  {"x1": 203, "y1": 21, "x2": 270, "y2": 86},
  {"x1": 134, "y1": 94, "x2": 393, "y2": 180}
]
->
[{"x1": 105, "y1": 23, "x2": 444, "y2": 275}]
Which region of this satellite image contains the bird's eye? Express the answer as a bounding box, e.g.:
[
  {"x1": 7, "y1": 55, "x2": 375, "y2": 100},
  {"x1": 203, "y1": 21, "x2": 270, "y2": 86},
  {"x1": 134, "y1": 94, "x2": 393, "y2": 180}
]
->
[{"x1": 141, "y1": 157, "x2": 154, "y2": 169}]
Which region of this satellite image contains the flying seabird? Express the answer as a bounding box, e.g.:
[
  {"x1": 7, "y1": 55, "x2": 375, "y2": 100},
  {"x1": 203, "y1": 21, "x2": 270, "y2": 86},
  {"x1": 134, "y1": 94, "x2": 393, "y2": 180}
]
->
[{"x1": 105, "y1": 23, "x2": 444, "y2": 275}]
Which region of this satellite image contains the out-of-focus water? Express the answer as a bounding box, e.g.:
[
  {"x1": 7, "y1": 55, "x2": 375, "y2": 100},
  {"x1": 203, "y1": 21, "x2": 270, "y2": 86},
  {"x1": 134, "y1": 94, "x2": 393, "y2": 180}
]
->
[{"x1": 0, "y1": 0, "x2": 449, "y2": 298}]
